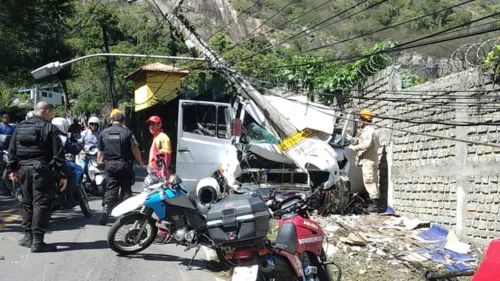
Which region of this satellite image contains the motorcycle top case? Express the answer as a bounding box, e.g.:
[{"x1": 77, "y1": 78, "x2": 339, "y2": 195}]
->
[{"x1": 206, "y1": 195, "x2": 270, "y2": 245}]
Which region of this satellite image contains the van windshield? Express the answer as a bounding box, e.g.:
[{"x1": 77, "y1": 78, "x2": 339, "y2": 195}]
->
[{"x1": 243, "y1": 123, "x2": 280, "y2": 144}]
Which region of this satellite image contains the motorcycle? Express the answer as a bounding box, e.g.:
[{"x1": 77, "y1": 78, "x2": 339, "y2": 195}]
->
[
  {"x1": 78, "y1": 144, "x2": 106, "y2": 197},
  {"x1": 1, "y1": 150, "x2": 22, "y2": 202},
  {"x1": 107, "y1": 175, "x2": 271, "y2": 272},
  {"x1": 13, "y1": 161, "x2": 92, "y2": 218},
  {"x1": 226, "y1": 190, "x2": 340, "y2": 281},
  {"x1": 60, "y1": 161, "x2": 92, "y2": 218}
]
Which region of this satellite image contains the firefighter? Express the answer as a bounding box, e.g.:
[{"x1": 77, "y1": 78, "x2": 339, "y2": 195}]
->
[
  {"x1": 8, "y1": 101, "x2": 67, "y2": 252},
  {"x1": 348, "y1": 108, "x2": 381, "y2": 213},
  {"x1": 97, "y1": 112, "x2": 144, "y2": 225}
]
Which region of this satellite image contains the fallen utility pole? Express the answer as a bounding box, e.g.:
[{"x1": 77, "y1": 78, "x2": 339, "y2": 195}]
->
[{"x1": 150, "y1": 0, "x2": 298, "y2": 139}]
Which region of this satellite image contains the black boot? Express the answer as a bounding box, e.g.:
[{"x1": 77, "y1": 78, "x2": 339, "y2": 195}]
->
[
  {"x1": 365, "y1": 199, "x2": 380, "y2": 213},
  {"x1": 31, "y1": 233, "x2": 57, "y2": 253},
  {"x1": 99, "y1": 205, "x2": 110, "y2": 225},
  {"x1": 18, "y1": 231, "x2": 32, "y2": 248}
]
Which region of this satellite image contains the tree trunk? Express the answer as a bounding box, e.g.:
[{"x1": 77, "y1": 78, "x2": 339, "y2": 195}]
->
[
  {"x1": 101, "y1": 23, "x2": 119, "y2": 108},
  {"x1": 59, "y1": 79, "x2": 70, "y2": 113}
]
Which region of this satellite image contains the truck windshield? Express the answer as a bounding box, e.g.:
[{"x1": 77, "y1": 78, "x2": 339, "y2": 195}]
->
[{"x1": 243, "y1": 123, "x2": 280, "y2": 144}]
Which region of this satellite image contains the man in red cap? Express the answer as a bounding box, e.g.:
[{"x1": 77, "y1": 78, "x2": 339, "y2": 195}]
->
[
  {"x1": 146, "y1": 115, "x2": 172, "y2": 244},
  {"x1": 146, "y1": 116, "x2": 171, "y2": 179}
]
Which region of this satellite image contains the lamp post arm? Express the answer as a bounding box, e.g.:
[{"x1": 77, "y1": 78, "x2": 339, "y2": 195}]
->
[{"x1": 60, "y1": 53, "x2": 206, "y2": 67}]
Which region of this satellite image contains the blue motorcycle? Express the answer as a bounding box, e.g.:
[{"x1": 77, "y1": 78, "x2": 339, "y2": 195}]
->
[{"x1": 107, "y1": 171, "x2": 272, "y2": 271}]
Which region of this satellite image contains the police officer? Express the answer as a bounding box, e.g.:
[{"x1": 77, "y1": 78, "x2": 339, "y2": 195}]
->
[
  {"x1": 97, "y1": 112, "x2": 144, "y2": 225},
  {"x1": 8, "y1": 101, "x2": 67, "y2": 252}
]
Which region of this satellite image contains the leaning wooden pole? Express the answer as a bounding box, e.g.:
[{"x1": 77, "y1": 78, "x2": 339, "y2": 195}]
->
[{"x1": 151, "y1": 1, "x2": 298, "y2": 139}]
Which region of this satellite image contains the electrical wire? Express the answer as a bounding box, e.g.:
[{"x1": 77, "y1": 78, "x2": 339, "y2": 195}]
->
[
  {"x1": 266, "y1": 24, "x2": 500, "y2": 69},
  {"x1": 264, "y1": 91, "x2": 500, "y2": 126},
  {"x1": 206, "y1": 1, "x2": 263, "y2": 42},
  {"x1": 254, "y1": 11, "x2": 500, "y2": 69},
  {"x1": 268, "y1": 0, "x2": 336, "y2": 33},
  {"x1": 225, "y1": 0, "x2": 376, "y2": 58},
  {"x1": 223, "y1": 0, "x2": 300, "y2": 54},
  {"x1": 293, "y1": 0, "x2": 476, "y2": 56},
  {"x1": 266, "y1": 92, "x2": 500, "y2": 148}
]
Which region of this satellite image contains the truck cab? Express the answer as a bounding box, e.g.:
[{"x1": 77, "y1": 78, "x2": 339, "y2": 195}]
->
[{"x1": 174, "y1": 96, "x2": 362, "y2": 198}]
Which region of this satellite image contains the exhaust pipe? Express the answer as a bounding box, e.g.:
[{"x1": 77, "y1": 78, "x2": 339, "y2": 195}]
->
[{"x1": 260, "y1": 257, "x2": 275, "y2": 273}]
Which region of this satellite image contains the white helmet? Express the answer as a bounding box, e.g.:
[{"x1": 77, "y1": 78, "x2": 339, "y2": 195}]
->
[
  {"x1": 52, "y1": 117, "x2": 69, "y2": 134},
  {"x1": 88, "y1": 116, "x2": 100, "y2": 126}
]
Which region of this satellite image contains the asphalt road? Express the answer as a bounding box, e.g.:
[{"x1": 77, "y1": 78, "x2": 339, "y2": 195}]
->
[{"x1": 0, "y1": 169, "x2": 216, "y2": 281}]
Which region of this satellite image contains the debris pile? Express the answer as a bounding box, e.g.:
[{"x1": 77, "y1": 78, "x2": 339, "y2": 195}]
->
[{"x1": 315, "y1": 211, "x2": 484, "y2": 281}]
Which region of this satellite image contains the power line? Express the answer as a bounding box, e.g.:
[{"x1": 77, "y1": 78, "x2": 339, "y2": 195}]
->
[
  {"x1": 265, "y1": 24, "x2": 500, "y2": 69},
  {"x1": 222, "y1": 0, "x2": 300, "y2": 54},
  {"x1": 269, "y1": 93, "x2": 500, "y2": 148},
  {"x1": 294, "y1": 0, "x2": 476, "y2": 56},
  {"x1": 226, "y1": 0, "x2": 377, "y2": 59},
  {"x1": 248, "y1": 78, "x2": 500, "y2": 111},
  {"x1": 206, "y1": 1, "x2": 263, "y2": 42},
  {"x1": 269, "y1": 0, "x2": 335, "y2": 32},
  {"x1": 248, "y1": 76, "x2": 500, "y2": 98},
  {"x1": 254, "y1": 11, "x2": 500, "y2": 69}
]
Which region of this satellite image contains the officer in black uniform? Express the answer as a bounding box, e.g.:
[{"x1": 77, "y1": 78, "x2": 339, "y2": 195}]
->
[
  {"x1": 8, "y1": 101, "x2": 67, "y2": 252},
  {"x1": 97, "y1": 112, "x2": 144, "y2": 225}
]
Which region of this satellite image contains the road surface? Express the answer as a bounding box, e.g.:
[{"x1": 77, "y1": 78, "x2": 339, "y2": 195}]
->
[{"x1": 0, "y1": 169, "x2": 217, "y2": 281}]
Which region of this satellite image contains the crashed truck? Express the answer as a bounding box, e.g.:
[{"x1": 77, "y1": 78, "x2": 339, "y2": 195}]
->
[{"x1": 173, "y1": 94, "x2": 363, "y2": 215}]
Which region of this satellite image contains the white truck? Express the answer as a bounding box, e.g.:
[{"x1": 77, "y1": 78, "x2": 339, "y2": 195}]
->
[{"x1": 172, "y1": 95, "x2": 363, "y2": 214}]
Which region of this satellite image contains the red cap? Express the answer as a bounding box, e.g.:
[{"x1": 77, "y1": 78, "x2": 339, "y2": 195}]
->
[{"x1": 146, "y1": 116, "x2": 162, "y2": 124}]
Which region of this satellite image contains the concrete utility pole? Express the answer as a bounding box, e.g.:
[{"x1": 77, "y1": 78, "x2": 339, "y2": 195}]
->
[{"x1": 150, "y1": 0, "x2": 298, "y2": 139}]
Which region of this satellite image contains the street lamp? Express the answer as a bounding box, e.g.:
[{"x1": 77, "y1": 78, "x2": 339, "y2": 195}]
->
[{"x1": 31, "y1": 53, "x2": 206, "y2": 80}]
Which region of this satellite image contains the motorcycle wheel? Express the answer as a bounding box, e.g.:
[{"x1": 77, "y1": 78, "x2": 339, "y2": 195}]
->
[
  {"x1": 77, "y1": 186, "x2": 92, "y2": 218},
  {"x1": 107, "y1": 212, "x2": 157, "y2": 255},
  {"x1": 309, "y1": 252, "x2": 335, "y2": 281}
]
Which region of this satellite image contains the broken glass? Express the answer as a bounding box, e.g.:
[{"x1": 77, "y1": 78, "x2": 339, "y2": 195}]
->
[{"x1": 243, "y1": 123, "x2": 280, "y2": 144}]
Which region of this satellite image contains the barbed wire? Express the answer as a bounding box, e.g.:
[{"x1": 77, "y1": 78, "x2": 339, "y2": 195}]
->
[{"x1": 406, "y1": 36, "x2": 500, "y2": 78}]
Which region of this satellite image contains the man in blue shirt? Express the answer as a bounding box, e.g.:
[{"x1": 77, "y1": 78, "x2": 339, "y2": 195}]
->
[{"x1": 0, "y1": 114, "x2": 15, "y2": 135}]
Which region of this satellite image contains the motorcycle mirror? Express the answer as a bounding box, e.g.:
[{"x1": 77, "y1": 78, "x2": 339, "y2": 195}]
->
[{"x1": 171, "y1": 175, "x2": 182, "y2": 186}]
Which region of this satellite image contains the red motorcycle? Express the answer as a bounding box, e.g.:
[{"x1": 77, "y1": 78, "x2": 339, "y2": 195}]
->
[{"x1": 225, "y1": 191, "x2": 341, "y2": 281}]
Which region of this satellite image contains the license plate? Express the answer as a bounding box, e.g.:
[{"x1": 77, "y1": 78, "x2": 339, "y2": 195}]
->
[
  {"x1": 231, "y1": 265, "x2": 259, "y2": 281},
  {"x1": 277, "y1": 128, "x2": 315, "y2": 151}
]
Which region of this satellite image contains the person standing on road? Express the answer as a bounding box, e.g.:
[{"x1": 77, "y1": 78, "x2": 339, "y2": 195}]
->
[
  {"x1": 97, "y1": 112, "x2": 144, "y2": 225},
  {"x1": 145, "y1": 116, "x2": 172, "y2": 244},
  {"x1": 146, "y1": 116, "x2": 171, "y2": 179},
  {"x1": 348, "y1": 108, "x2": 381, "y2": 213},
  {"x1": 8, "y1": 101, "x2": 67, "y2": 252}
]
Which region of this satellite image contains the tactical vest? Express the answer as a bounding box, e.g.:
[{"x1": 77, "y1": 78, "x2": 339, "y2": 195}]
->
[
  {"x1": 103, "y1": 126, "x2": 133, "y2": 161},
  {"x1": 16, "y1": 118, "x2": 45, "y2": 158}
]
